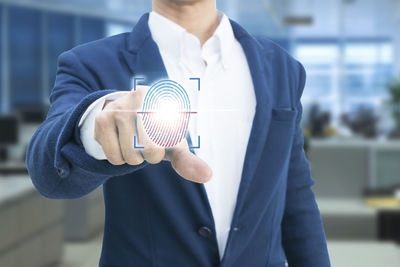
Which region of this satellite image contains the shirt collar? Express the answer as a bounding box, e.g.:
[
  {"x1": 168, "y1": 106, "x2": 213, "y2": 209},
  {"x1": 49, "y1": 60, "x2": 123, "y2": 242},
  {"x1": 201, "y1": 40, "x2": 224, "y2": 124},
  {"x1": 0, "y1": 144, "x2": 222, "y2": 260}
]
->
[{"x1": 148, "y1": 11, "x2": 235, "y2": 70}]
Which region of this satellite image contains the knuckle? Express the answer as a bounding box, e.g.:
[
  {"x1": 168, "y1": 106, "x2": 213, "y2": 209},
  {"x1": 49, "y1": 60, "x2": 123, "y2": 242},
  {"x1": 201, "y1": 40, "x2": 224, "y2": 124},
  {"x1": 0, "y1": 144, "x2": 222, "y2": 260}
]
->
[
  {"x1": 125, "y1": 154, "x2": 144, "y2": 165},
  {"x1": 105, "y1": 100, "x2": 120, "y2": 109},
  {"x1": 146, "y1": 156, "x2": 162, "y2": 164},
  {"x1": 94, "y1": 132, "x2": 102, "y2": 143},
  {"x1": 142, "y1": 146, "x2": 156, "y2": 155},
  {"x1": 122, "y1": 149, "x2": 143, "y2": 165},
  {"x1": 95, "y1": 112, "x2": 111, "y2": 126},
  {"x1": 114, "y1": 113, "x2": 132, "y2": 124},
  {"x1": 141, "y1": 148, "x2": 155, "y2": 158},
  {"x1": 111, "y1": 102, "x2": 124, "y2": 111},
  {"x1": 130, "y1": 87, "x2": 146, "y2": 103},
  {"x1": 137, "y1": 88, "x2": 146, "y2": 98},
  {"x1": 132, "y1": 85, "x2": 147, "y2": 94},
  {"x1": 144, "y1": 149, "x2": 164, "y2": 164},
  {"x1": 107, "y1": 157, "x2": 125, "y2": 165},
  {"x1": 126, "y1": 157, "x2": 144, "y2": 165}
]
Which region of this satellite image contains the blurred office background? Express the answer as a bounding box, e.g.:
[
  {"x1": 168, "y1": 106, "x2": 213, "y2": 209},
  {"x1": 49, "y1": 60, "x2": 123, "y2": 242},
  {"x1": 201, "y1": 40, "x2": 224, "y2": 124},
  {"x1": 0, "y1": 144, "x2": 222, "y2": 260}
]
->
[{"x1": 0, "y1": 0, "x2": 400, "y2": 266}]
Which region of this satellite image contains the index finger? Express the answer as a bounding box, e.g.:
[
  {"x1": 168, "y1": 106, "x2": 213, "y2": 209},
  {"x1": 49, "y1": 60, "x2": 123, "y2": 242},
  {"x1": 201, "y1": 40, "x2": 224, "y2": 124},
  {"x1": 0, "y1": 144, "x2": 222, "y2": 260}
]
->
[{"x1": 128, "y1": 85, "x2": 147, "y2": 110}]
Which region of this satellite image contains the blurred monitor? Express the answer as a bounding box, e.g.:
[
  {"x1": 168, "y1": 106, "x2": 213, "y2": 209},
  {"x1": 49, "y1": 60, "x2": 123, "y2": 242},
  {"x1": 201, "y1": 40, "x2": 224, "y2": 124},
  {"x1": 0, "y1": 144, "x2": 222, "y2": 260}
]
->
[
  {"x1": 17, "y1": 104, "x2": 48, "y2": 124},
  {"x1": 0, "y1": 115, "x2": 19, "y2": 163},
  {"x1": 0, "y1": 115, "x2": 19, "y2": 146}
]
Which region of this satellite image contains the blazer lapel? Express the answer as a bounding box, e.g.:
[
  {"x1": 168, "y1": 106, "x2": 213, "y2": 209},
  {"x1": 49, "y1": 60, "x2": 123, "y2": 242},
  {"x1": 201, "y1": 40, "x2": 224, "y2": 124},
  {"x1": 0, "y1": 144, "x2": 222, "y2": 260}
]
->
[
  {"x1": 219, "y1": 21, "x2": 274, "y2": 265},
  {"x1": 228, "y1": 20, "x2": 273, "y2": 232}
]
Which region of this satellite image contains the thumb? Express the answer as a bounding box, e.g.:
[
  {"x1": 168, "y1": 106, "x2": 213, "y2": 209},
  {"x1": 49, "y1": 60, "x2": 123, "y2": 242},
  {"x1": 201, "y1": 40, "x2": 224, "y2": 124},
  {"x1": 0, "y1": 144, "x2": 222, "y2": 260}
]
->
[{"x1": 166, "y1": 140, "x2": 212, "y2": 183}]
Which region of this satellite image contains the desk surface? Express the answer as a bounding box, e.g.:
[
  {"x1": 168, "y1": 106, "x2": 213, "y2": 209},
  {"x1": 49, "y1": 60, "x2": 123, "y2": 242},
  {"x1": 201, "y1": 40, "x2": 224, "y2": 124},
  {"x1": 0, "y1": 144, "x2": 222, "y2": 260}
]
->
[
  {"x1": 317, "y1": 198, "x2": 400, "y2": 216},
  {"x1": 0, "y1": 162, "x2": 28, "y2": 175},
  {"x1": 310, "y1": 138, "x2": 400, "y2": 149}
]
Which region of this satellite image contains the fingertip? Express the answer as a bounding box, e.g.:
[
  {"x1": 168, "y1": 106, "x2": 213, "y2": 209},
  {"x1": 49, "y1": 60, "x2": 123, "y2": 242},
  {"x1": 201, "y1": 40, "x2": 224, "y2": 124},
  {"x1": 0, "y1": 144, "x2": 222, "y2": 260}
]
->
[
  {"x1": 203, "y1": 167, "x2": 213, "y2": 182},
  {"x1": 170, "y1": 150, "x2": 213, "y2": 184},
  {"x1": 194, "y1": 164, "x2": 212, "y2": 184}
]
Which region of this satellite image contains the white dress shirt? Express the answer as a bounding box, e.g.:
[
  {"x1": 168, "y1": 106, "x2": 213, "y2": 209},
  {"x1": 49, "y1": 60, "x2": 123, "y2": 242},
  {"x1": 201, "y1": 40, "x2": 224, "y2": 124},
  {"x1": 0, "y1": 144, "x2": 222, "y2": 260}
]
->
[{"x1": 79, "y1": 11, "x2": 256, "y2": 258}]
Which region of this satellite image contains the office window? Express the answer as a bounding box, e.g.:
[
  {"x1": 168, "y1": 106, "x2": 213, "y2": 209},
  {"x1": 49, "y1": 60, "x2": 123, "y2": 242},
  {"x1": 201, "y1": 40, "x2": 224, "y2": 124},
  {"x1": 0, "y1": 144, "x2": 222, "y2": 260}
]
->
[
  {"x1": 9, "y1": 7, "x2": 42, "y2": 110},
  {"x1": 295, "y1": 43, "x2": 340, "y2": 115},
  {"x1": 47, "y1": 12, "x2": 75, "y2": 91},
  {"x1": 343, "y1": 42, "x2": 393, "y2": 111},
  {"x1": 106, "y1": 22, "x2": 133, "y2": 37},
  {"x1": 79, "y1": 17, "x2": 106, "y2": 44},
  {"x1": 295, "y1": 40, "x2": 393, "y2": 121}
]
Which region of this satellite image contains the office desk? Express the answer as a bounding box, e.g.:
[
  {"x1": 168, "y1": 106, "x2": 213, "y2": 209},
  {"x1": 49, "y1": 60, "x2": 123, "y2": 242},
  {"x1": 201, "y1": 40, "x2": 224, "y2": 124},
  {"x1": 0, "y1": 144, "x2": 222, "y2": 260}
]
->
[
  {"x1": 0, "y1": 175, "x2": 64, "y2": 267},
  {"x1": 328, "y1": 241, "x2": 400, "y2": 267},
  {"x1": 319, "y1": 198, "x2": 400, "y2": 266},
  {"x1": 309, "y1": 139, "x2": 400, "y2": 198},
  {"x1": 318, "y1": 198, "x2": 400, "y2": 241},
  {"x1": 0, "y1": 162, "x2": 28, "y2": 174},
  {"x1": 318, "y1": 198, "x2": 378, "y2": 240}
]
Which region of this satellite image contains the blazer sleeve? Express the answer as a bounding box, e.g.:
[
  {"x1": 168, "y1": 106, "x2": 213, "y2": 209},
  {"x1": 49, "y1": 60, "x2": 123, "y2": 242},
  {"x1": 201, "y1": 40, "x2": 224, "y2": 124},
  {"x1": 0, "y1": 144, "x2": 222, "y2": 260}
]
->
[
  {"x1": 281, "y1": 63, "x2": 331, "y2": 267},
  {"x1": 26, "y1": 50, "x2": 147, "y2": 199}
]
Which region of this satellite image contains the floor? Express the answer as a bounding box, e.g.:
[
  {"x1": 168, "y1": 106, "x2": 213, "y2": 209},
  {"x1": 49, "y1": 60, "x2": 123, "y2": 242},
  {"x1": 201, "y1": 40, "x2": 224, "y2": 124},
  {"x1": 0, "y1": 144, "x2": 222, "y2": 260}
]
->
[
  {"x1": 57, "y1": 234, "x2": 400, "y2": 267},
  {"x1": 328, "y1": 241, "x2": 400, "y2": 267},
  {"x1": 57, "y1": 234, "x2": 103, "y2": 267}
]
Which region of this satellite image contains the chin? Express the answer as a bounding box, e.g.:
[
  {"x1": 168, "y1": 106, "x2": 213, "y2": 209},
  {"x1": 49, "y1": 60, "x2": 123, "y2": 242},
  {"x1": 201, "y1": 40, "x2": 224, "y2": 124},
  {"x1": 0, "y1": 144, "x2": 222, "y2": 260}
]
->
[{"x1": 168, "y1": 0, "x2": 205, "y2": 3}]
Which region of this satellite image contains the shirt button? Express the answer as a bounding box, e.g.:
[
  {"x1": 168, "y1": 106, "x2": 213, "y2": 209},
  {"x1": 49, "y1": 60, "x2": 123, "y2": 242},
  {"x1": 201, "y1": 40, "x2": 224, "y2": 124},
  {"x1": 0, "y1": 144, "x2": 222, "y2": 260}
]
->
[{"x1": 198, "y1": 226, "x2": 212, "y2": 238}]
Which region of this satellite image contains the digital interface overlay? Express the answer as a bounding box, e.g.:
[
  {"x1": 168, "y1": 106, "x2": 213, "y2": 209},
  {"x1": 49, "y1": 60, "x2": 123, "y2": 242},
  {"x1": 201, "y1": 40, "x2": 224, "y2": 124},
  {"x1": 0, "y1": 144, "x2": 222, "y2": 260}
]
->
[{"x1": 133, "y1": 78, "x2": 200, "y2": 149}]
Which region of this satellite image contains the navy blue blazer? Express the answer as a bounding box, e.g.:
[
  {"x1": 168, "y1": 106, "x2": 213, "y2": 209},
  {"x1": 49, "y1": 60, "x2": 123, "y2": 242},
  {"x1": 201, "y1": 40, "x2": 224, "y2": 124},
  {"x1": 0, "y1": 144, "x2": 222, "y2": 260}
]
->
[{"x1": 27, "y1": 13, "x2": 330, "y2": 267}]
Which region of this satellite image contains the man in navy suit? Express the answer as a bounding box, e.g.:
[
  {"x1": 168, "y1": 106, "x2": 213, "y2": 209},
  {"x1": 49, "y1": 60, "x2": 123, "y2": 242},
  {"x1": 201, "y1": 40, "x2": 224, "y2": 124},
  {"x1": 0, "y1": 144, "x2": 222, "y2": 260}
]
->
[{"x1": 27, "y1": 0, "x2": 331, "y2": 266}]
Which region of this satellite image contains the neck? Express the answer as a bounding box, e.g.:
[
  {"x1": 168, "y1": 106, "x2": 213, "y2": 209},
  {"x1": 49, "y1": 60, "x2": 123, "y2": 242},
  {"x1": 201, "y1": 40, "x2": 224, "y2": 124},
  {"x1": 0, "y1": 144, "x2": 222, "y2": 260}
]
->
[{"x1": 152, "y1": 0, "x2": 219, "y2": 45}]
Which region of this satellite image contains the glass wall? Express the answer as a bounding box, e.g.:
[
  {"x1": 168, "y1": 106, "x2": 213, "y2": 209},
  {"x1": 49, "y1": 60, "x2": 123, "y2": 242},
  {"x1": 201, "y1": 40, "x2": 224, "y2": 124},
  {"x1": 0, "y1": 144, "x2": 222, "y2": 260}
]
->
[
  {"x1": 295, "y1": 40, "x2": 394, "y2": 125},
  {"x1": 0, "y1": 4, "x2": 105, "y2": 113}
]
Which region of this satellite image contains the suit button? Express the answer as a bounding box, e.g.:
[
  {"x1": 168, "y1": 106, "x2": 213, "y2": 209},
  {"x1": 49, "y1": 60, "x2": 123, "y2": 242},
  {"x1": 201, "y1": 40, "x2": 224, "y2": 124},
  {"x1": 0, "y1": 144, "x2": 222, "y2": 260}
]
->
[
  {"x1": 57, "y1": 168, "x2": 65, "y2": 176},
  {"x1": 198, "y1": 226, "x2": 212, "y2": 238}
]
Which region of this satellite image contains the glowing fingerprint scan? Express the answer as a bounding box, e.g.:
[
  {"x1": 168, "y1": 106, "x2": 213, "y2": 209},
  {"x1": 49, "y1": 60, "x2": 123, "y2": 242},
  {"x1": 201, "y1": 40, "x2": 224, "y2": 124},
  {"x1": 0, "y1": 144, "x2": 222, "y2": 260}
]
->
[{"x1": 140, "y1": 80, "x2": 192, "y2": 148}]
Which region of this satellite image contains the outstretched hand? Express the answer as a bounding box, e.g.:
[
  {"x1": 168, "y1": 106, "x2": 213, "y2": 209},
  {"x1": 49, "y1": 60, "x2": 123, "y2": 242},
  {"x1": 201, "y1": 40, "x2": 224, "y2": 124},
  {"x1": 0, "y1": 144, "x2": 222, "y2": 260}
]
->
[{"x1": 94, "y1": 86, "x2": 212, "y2": 183}]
